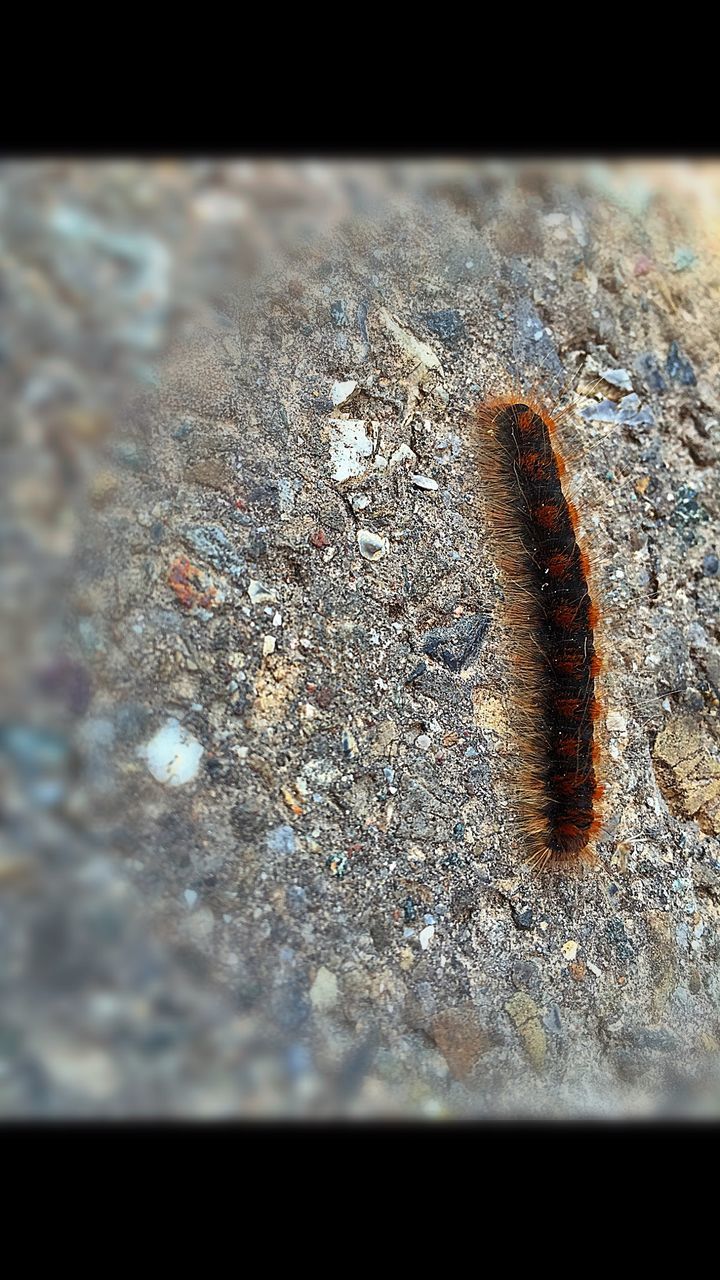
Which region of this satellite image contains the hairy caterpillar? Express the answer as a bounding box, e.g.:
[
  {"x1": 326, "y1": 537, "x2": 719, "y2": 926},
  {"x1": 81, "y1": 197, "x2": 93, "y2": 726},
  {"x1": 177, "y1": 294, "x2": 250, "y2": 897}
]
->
[{"x1": 477, "y1": 395, "x2": 604, "y2": 870}]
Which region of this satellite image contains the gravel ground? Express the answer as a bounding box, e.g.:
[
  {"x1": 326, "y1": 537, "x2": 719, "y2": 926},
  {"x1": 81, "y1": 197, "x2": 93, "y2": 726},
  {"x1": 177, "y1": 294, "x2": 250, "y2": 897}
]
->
[{"x1": 1, "y1": 160, "x2": 719, "y2": 1117}]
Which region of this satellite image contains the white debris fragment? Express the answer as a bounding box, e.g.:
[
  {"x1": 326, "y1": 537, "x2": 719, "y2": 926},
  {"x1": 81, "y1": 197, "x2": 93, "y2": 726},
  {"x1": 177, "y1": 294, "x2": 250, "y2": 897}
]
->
[
  {"x1": 606, "y1": 710, "x2": 628, "y2": 735},
  {"x1": 262, "y1": 635, "x2": 276, "y2": 657},
  {"x1": 357, "y1": 529, "x2": 388, "y2": 561},
  {"x1": 140, "y1": 718, "x2": 203, "y2": 786},
  {"x1": 184, "y1": 888, "x2": 198, "y2": 909},
  {"x1": 411, "y1": 474, "x2": 439, "y2": 491},
  {"x1": 561, "y1": 940, "x2": 579, "y2": 961},
  {"x1": 248, "y1": 579, "x2": 276, "y2": 605},
  {"x1": 309, "y1": 966, "x2": 339, "y2": 1012},
  {"x1": 328, "y1": 419, "x2": 374, "y2": 482},
  {"x1": 378, "y1": 308, "x2": 441, "y2": 372},
  {"x1": 600, "y1": 368, "x2": 633, "y2": 392},
  {"x1": 419, "y1": 924, "x2": 435, "y2": 950},
  {"x1": 389, "y1": 443, "x2": 418, "y2": 467},
  {"x1": 330, "y1": 380, "x2": 357, "y2": 406}
]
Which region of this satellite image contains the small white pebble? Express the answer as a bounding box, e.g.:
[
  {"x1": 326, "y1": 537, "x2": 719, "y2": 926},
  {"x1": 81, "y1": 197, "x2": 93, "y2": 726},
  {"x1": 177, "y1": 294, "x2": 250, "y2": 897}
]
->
[
  {"x1": 606, "y1": 710, "x2": 628, "y2": 735},
  {"x1": 248, "y1": 579, "x2": 276, "y2": 605},
  {"x1": 140, "y1": 719, "x2": 203, "y2": 787},
  {"x1": 357, "y1": 529, "x2": 387, "y2": 561},
  {"x1": 561, "y1": 940, "x2": 579, "y2": 961},
  {"x1": 331, "y1": 380, "x2": 357, "y2": 406},
  {"x1": 411, "y1": 474, "x2": 439, "y2": 491},
  {"x1": 587, "y1": 961, "x2": 602, "y2": 978},
  {"x1": 600, "y1": 368, "x2": 633, "y2": 392},
  {"x1": 262, "y1": 635, "x2": 276, "y2": 657},
  {"x1": 389, "y1": 443, "x2": 417, "y2": 466},
  {"x1": 416, "y1": 734, "x2": 431, "y2": 750},
  {"x1": 184, "y1": 889, "x2": 198, "y2": 909},
  {"x1": 419, "y1": 925, "x2": 435, "y2": 950}
]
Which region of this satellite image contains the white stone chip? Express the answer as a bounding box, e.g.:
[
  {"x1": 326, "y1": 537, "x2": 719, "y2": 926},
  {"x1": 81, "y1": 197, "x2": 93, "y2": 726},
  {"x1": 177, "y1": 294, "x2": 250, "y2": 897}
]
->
[
  {"x1": 248, "y1": 579, "x2": 276, "y2": 605},
  {"x1": 605, "y1": 710, "x2": 628, "y2": 735},
  {"x1": 309, "y1": 966, "x2": 339, "y2": 1012},
  {"x1": 357, "y1": 529, "x2": 388, "y2": 561},
  {"x1": 328, "y1": 419, "x2": 373, "y2": 482},
  {"x1": 140, "y1": 718, "x2": 203, "y2": 786},
  {"x1": 331, "y1": 380, "x2": 357, "y2": 406},
  {"x1": 600, "y1": 368, "x2": 633, "y2": 391}
]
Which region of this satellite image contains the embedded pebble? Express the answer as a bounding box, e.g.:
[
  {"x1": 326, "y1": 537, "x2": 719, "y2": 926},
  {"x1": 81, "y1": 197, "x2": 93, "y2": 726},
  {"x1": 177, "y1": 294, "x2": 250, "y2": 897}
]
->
[
  {"x1": 262, "y1": 635, "x2": 276, "y2": 657},
  {"x1": 309, "y1": 966, "x2": 339, "y2": 1013},
  {"x1": 140, "y1": 718, "x2": 203, "y2": 786},
  {"x1": 183, "y1": 889, "x2": 198, "y2": 909},
  {"x1": 606, "y1": 710, "x2": 628, "y2": 735},
  {"x1": 419, "y1": 924, "x2": 435, "y2": 950},
  {"x1": 38, "y1": 1041, "x2": 120, "y2": 1100},
  {"x1": 511, "y1": 904, "x2": 534, "y2": 930},
  {"x1": 389, "y1": 443, "x2": 418, "y2": 466},
  {"x1": 248, "y1": 579, "x2": 276, "y2": 605},
  {"x1": 184, "y1": 905, "x2": 214, "y2": 947},
  {"x1": 415, "y1": 734, "x2": 431, "y2": 750},
  {"x1": 330, "y1": 380, "x2": 357, "y2": 406},
  {"x1": 600, "y1": 367, "x2": 633, "y2": 391},
  {"x1": 328, "y1": 419, "x2": 373, "y2": 482},
  {"x1": 581, "y1": 393, "x2": 654, "y2": 429},
  {"x1": 183, "y1": 524, "x2": 245, "y2": 580},
  {"x1": 357, "y1": 529, "x2": 387, "y2": 561},
  {"x1": 420, "y1": 308, "x2": 466, "y2": 347},
  {"x1": 666, "y1": 341, "x2": 696, "y2": 386},
  {"x1": 561, "y1": 940, "x2": 579, "y2": 961},
  {"x1": 411, "y1": 474, "x2": 439, "y2": 491},
  {"x1": 673, "y1": 246, "x2": 696, "y2": 271},
  {"x1": 379, "y1": 308, "x2": 441, "y2": 371},
  {"x1": 267, "y1": 825, "x2": 296, "y2": 856},
  {"x1": 505, "y1": 992, "x2": 546, "y2": 1072}
]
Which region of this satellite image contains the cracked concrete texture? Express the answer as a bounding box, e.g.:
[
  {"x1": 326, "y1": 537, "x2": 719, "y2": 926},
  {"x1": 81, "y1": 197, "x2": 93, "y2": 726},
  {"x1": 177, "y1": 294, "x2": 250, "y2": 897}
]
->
[{"x1": 1, "y1": 160, "x2": 720, "y2": 1116}]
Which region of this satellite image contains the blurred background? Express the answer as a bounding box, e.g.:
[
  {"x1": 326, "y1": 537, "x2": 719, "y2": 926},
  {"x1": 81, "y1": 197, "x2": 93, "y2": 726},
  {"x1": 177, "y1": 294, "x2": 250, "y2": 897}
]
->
[{"x1": 1, "y1": 160, "x2": 719, "y2": 1118}]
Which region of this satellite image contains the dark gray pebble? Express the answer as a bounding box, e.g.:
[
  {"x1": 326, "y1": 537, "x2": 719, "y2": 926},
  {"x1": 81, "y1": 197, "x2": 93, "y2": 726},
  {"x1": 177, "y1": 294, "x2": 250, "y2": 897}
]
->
[
  {"x1": 421, "y1": 612, "x2": 490, "y2": 673},
  {"x1": 666, "y1": 340, "x2": 696, "y2": 386},
  {"x1": 420, "y1": 308, "x2": 466, "y2": 347}
]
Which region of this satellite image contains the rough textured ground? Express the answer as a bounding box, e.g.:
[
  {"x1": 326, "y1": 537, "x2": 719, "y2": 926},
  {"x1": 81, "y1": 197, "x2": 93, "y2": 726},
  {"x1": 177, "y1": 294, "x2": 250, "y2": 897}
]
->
[{"x1": 1, "y1": 160, "x2": 720, "y2": 1116}]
